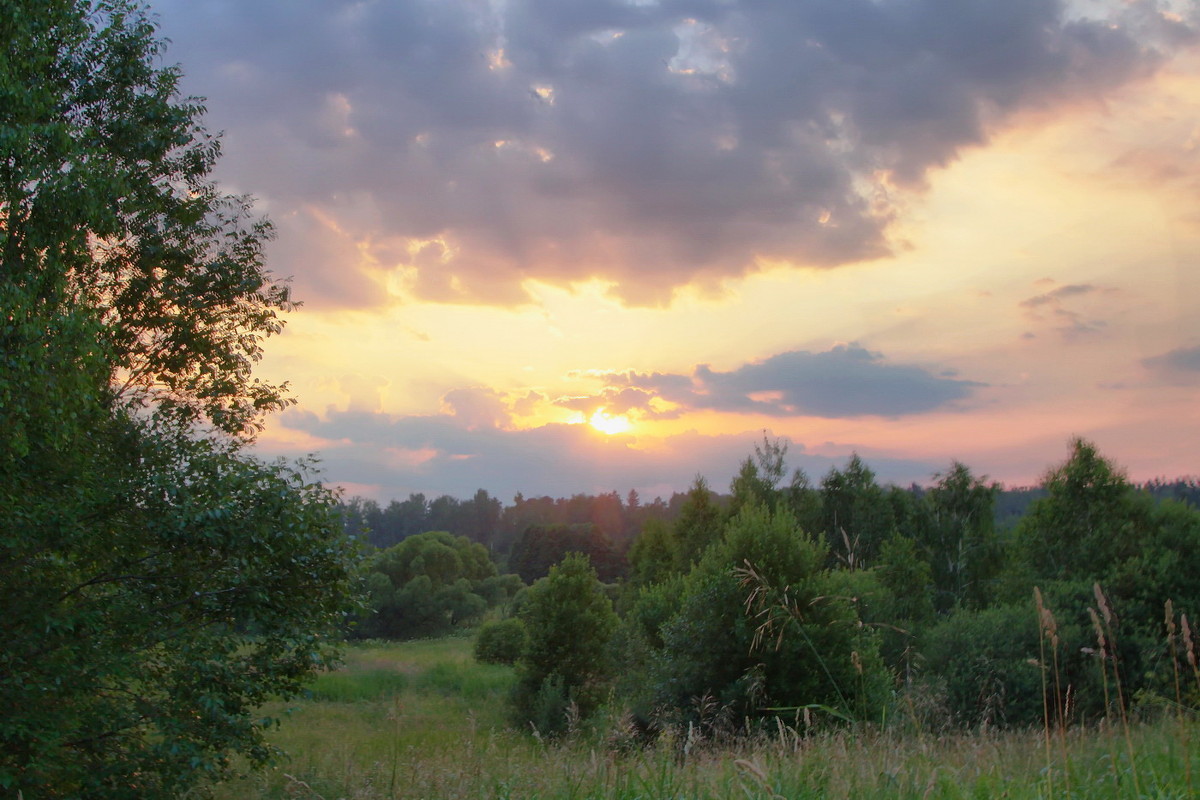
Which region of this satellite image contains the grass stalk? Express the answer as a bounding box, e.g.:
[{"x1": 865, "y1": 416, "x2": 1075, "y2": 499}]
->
[
  {"x1": 1166, "y1": 600, "x2": 1193, "y2": 798},
  {"x1": 1035, "y1": 587, "x2": 1056, "y2": 799},
  {"x1": 1089, "y1": 606, "x2": 1122, "y2": 800},
  {"x1": 1184, "y1": 613, "x2": 1200, "y2": 698},
  {"x1": 1094, "y1": 582, "x2": 1141, "y2": 798}
]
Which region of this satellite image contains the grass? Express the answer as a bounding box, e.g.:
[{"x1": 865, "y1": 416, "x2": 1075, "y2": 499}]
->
[{"x1": 203, "y1": 631, "x2": 1199, "y2": 800}]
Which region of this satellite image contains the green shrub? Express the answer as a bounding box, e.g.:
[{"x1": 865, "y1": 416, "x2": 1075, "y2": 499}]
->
[
  {"x1": 474, "y1": 618, "x2": 528, "y2": 666},
  {"x1": 649, "y1": 502, "x2": 889, "y2": 728},
  {"x1": 918, "y1": 598, "x2": 1105, "y2": 728},
  {"x1": 513, "y1": 554, "x2": 618, "y2": 728},
  {"x1": 355, "y1": 532, "x2": 503, "y2": 639}
]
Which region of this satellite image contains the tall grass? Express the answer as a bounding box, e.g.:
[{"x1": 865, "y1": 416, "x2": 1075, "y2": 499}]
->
[{"x1": 204, "y1": 618, "x2": 1198, "y2": 800}]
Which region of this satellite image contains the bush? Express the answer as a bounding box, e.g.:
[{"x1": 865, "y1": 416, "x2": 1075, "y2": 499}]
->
[
  {"x1": 513, "y1": 554, "x2": 618, "y2": 729},
  {"x1": 478, "y1": 573, "x2": 526, "y2": 606},
  {"x1": 474, "y1": 618, "x2": 528, "y2": 666},
  {"x1": 356, "y1": 532, "x2": 503, "y2": 639},
  {"x1": 648, "y1": 503, "x2": 889, "y2": 728},
  {"x1": 919, "y1": 595, "x2": 1105, "y2": 729}
]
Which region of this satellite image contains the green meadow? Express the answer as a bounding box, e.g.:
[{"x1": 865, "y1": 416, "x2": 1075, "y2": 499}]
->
[{"x1": 207, "y1": 635, "x2": 1199, "y2": 800}]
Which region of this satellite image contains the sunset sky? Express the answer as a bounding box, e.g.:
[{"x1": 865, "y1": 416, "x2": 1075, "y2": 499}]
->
[{"x1": 148, "y1": 0, "x2": 1200, "y2": 502}]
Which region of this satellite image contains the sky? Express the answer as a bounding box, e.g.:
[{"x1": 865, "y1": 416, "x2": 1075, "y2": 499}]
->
[{"x1": 147, "y1": 0, "x2": 1200, "y2": 503}]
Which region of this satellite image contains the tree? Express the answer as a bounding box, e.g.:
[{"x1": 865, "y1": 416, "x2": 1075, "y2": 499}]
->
[
  {"x1": 1, "y1": 3, "x2": 355, "y2": 796},
  {"x1": 356, "y1": 531, "x2": 512, "y2": 639},
  {"x1": 1, "y1": 399, "x2": 356, "y2": 797},
  {"x1": 513, "y1": 554, "x2": 619, "y2": 733},
  {"x1": 626, "y1": 517, "x2": 678, "y2": 585},
  {"x1": 729, "y1": 433, "x2": 794, "y2": 516},
  {"x1": 920, "y1": 462, "x2": 1001, "y2": 610},
  {"x1": 649, "y1": 503, "x2": 887, "y2": 728},
  {"x1": 473, "y1": 617, "x2": 528, "y2": 666},
  {"x1": 1011, "y1": 439, "x2": 1154, "y2": 584},
  {"x1": 673, "y1": 475, "x2": 725, "y2": 568},
  {"x1": 3, "y1": 0, "x2": 295, "y2": 438},
  {"x1": 1003, "y1": 440, "x2": 1200, "y2": 709},
  {"x1": 508, "y1": 522, "x2": 623, "y2": 583},
  {"x1": 820, "y1": 455, "x2": 895, "y2": 569}
]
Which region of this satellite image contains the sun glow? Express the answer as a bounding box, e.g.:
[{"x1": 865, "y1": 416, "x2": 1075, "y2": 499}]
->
[{"x1": 588, "y1": 409, "x2": 632, "y2": 435}]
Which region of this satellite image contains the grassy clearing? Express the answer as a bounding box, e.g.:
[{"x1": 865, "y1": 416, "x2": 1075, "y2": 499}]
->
[{"x1": 207, "y1": 636, "x2": 1197, "y2": 800}]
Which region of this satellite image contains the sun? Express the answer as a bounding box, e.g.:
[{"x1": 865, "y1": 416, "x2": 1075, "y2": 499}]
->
[{"x1": 588, "y1": 408, "x2": 632, "y2": 435}]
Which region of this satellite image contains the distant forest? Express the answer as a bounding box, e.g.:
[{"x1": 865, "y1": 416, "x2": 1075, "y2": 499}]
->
[
  {"x1": 339, "y1": 461, "x2": 1200, "y2": 566},
  {"x1": 342, "y1": 440, "x2": 1200, "y2": 732}
]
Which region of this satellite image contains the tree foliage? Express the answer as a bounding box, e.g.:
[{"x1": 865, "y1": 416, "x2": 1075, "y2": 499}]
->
[
  {"x1": 1012, "y1": 438, "x2": 1155, "y2": 584},
  {"x1": 1, "y1": 3, "x2": 355, "y2": 796},
  {"x1": 513, "y1": 553, "x2": 619, "y2": 733},
  {"x1": 921, "y1": 462, "x2": 1000, "y2": 611},
  {"x1": 3, "y1": 0, "x2": 295, "y2": 438},
  {"x1": 820, "y1": 455, "x2": 895, "y2": 570},
  {"x1": 508, "y1": 522, "x2": 623, "y2": 583},
  {"x1": 626, "y1": 517, "x2": 677, "y2": 586},
  {"x1": 356, "y1": 531, "x2": 518, "y2": 639},
  {"x1": 646, "y1": 503, "x2": 888, "y2": 727},
  {"x1": 473, "y1": 617, "x2": 528, "y2": 666},
  {"x1": 672, "y1": 476, "x2": 725, "y2": 569}
]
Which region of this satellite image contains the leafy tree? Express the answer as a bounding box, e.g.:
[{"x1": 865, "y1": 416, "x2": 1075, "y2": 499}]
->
[
  {"x1": 920, "y1": 603, "x2": 1046, "y2": 728},
  {"x1": 920, "y1": 588, "x2": 1108, "y2": 729},
  {"x1": 473, "y1": 618, "x2": 528, "y2": 666},
  {"x1": 864, "y1": 534, "x2": 936, "y2": 674},
  {"x1": 672, "y1": 475, "x2": 725, "y2": 568},
  {"x1": 1, "y1": 3, "x2": 355, "y2": 796},
  {"x1": 476, "y1": 572, "x2": 526, "y2": 606},
  {"x1": 3, "y1": 0, "x2": 294, "y2": 438},
  {"x1": 820, "y1": 455, "x2": 895, "y2": 570},
  {"x1": 728, "y1": 433, "x2": 808, "y2": 518},
  {"x1": 649, "y1": 503, "x2": 888, "y2": 727},
  {"x1": 729, "y1": 453, "x2": 777, "y2": 517},
  {"x1": 357, "y1": 531, "x2": 512, "y2": 639},
  {"x1": 513, "y1": 553, "x2": 619, "y2": 732},
  {"x1": 509, "y1": 522, "x2": 623, "y2": 583},
  {"x1": 998, "y1": 441, "x2": 1200, "y2": 717},
  {"x1": 626, "y1": 517, "x2": 678, "y2": 586},
  {"x1": 1011, "y1": 439, "x2": 1154, "y2": 585},
  {"x1": 3, "y1": 412, "x2": 355, "y2": 797},
  {"x1": 874, "y1": 535, "x2": 935, "y2": 627},
  {"x1": 781, "y1": 467, "x2": 824, "y2": 540},
  {"x1": 921, "y1": 462, "x2": 1001, "y2": 611}
]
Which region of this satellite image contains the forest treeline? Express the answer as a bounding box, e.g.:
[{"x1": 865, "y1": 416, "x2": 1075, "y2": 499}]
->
[
  {"x1": 345, "y1": 438, "x2": 1200, "y2": 734},
  {"x1": 339, "y1": 453, "x2": 1200, "y2": 585}
]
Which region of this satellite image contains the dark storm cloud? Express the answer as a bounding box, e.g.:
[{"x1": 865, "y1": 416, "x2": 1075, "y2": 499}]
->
[
  {"x1": 601, "y1": 344, "x2": 983, "y2": 417},
  {"x1": 150, "y1": 0, "x2": 1187, "y2": 306}
]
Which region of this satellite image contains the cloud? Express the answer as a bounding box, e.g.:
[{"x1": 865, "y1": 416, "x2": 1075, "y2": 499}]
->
[
  {"x1": 599, "y1": 344, "x2": 983, "y2": 418},
  {"x1": 1019, "y1": 283, "x2": 1112, "y2": 339},
  {"x1": 553, "y1": 386, "x2": 658, "y2": 417},
  {"x1": 149, "y1": 0, "x2": 1186, "y2": 307},
  {"x1": 338, "y1": 373, "x2": 388, "y2": 413},
  {"x1": 1019, "y1": 284, "x2": 1098, "y2": 308},
  {"x1": 275, "y1": 406, "x2": 941, "y2": 500},
  {"x1": 441, "y1": 387, "x2": 512, "y2": 430},
  {"x1": 513, "y1": 390, "x2": 547, "y2": 417},
  {"x1": 1143, "y1": 344, "x2": 1200, "y2": 382}
]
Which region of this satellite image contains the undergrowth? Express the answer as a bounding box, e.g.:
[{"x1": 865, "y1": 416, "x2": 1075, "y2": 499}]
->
[{"x1": 203, "y1": 595, "x2": 1200, "y2": 800}]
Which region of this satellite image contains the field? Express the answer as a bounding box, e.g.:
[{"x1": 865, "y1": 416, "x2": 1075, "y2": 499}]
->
[{"x1": 207, "y1": 636, "x2": 1198, "y2": 800}]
